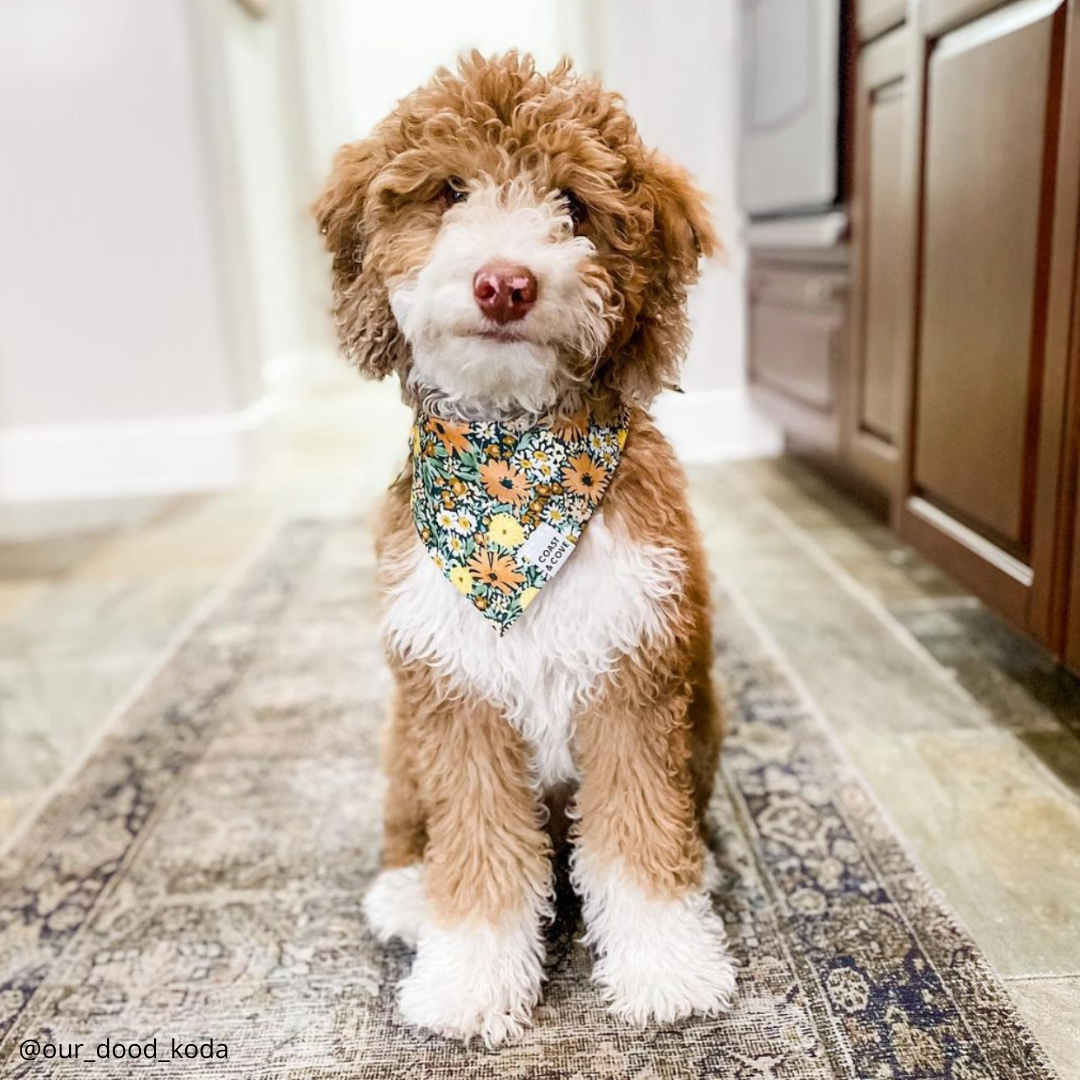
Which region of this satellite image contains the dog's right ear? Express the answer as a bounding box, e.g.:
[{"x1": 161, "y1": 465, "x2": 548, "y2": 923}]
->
[{"x1": 314, "y1": 140, "x2": 406, "y2": 379}]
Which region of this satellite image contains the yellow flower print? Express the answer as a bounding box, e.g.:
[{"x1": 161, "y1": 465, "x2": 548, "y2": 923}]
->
[
  {"x1": 519, "y1": 586, "x2": 539, "y2": 610},
  {"x1": 449, "y1": 566, "x2": 474, "y2": 594},
  {"x1": 488, "y1": 513, "x2": 525, "y2": 549},
  {"x1": 412, "y1": 426, "x2": 421, "y2": 457}
]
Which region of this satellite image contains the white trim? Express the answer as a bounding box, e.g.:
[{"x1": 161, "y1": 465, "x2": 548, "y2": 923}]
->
[
  {"x1": 653, "y1": 386, "x2": 782, "y2": 463},
  {"x1": 743, "y1": 211, "x2": 849, "y2": 249},
  {"x1": 0, "y1": 398, "x2": 273, "y2": 502}
]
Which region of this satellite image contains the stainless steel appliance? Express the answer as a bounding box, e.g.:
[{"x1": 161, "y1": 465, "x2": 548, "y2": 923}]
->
[{"x1": 740, "y1": 0, "x2": 845, "y2": 218}]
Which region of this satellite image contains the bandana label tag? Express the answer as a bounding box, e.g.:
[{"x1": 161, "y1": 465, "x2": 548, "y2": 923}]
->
[{"x1": 519, "y1": 523, "x2": 574, "y2": 579}]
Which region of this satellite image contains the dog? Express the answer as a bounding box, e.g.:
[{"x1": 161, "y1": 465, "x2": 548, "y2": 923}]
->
[{"x1": 315, "y1": 51, "x2": 735, "y2": 1044}]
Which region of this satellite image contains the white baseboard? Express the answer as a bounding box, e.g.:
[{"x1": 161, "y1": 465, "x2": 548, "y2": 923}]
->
[
  {"x1": 653, "y1": 386, "x2": 782, "y2": 463},
  {"x1": 0, "y1": 399, "x2": 273, "y2": 503}
]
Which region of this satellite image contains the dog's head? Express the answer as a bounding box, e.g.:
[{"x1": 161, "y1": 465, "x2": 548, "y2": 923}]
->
[{"x1": 315, "y1": 51, "x2": 716, "y2": 418}]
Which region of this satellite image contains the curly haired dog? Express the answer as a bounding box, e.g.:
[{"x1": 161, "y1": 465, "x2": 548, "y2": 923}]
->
[{"x1": 316, "y1": 51, "x2": 736, "y2": 1043}]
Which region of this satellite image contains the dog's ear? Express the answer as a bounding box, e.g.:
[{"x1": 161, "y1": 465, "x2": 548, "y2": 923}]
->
[
  {"x1": 314, "y1": 139, "x2": 406, "y2": 379},
  {"x1": 644, "y1": 151, "x2": 718, "y2": 281},
  {"x1": 601, "y1": 151, "x2": 718, "y2": 406}
]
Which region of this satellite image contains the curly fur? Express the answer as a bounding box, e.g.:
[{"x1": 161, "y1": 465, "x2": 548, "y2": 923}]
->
[{"x1": 315, "y1": 52, "x2": 733, "y2": 1045}]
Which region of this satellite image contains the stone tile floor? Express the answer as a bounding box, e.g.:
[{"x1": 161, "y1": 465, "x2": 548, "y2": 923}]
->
[{"x1": 0, "y1": 385, "x2": 1077, "y2": 1077}]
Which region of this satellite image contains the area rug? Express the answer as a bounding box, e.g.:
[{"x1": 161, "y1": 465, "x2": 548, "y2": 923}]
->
[{"x1": 0, "y1": 520, "x2": 1059, "y2": 1079}]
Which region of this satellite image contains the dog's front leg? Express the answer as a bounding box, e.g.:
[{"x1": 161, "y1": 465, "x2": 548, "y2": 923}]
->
[
  {"x1": 572, "y1": 669, "x2": 736, "y2": 1024},
  {"x1": 396, "y1": 672, "x2": 551, "y2": 1045}
]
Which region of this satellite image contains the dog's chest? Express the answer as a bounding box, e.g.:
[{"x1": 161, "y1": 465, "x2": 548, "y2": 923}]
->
[{"x1": 382, "y1": 512, "x2": 683, "y2": 788}]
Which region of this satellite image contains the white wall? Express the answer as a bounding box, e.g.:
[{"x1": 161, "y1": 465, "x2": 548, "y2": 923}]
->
[
  {"x1": 595, "y1": 0, "x2": 744, "y2": 394},
  {"x1": 0, "y1": 0, "x2": 252, "y2": 499},
  {"x1": 0, "y1": 0, "x2": 235, "y2": 429},
  {"x1": 190, "y1": 0, "x2": 326, "y2": 402},
  {"x1": 320, "y1": 0, "x2": 595, "y2": 160},
  {"x1": 0, "y1": 0, "x2": 333, "y2": 502}
]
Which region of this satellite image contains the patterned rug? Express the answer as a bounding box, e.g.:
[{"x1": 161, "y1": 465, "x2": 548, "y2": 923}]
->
[{"x1": 0, "y1": 520, "x2": 1059, "y2": 1079}]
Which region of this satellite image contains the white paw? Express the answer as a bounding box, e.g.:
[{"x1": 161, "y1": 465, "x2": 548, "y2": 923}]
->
[
  {"x1": 363, "y1": 865, "x2": 426, "y2": 946},
  {"x1": 398, "y1": 918, "x2": 544, "y2": 1045},
  {"x1": 577, "y1": 860, "x2": 737, "y2": 1025}
]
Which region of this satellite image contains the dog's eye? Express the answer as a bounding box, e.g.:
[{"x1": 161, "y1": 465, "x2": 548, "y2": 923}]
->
[
  {"x1": 440, "y1": 177, "x2": 469, "y2": 207},
  {"x1": 561, "y1": 189, "x2": 586, "y2": 229}
]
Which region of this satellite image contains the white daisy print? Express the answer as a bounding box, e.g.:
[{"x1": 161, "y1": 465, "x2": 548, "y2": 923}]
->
[{"x1": 450, "y1": 511, "x2": 476, "y2": 534}]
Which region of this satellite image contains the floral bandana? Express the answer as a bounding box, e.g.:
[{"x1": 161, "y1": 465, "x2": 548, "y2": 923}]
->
[{"x1": 409, "y1": 407, "x2": 630, "y2": 633}]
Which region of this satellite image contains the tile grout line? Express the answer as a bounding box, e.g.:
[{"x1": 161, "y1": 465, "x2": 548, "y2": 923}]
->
[
  {"x1": 887, "y1": 595, "x2": 984, "y2": 613},
  {"x1": 1002, "y1": 972, "x2": 1080, "y2": 983}
]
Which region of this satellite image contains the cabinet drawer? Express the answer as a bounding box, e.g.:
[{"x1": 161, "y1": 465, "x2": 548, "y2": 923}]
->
[
  {"x1": 859, "y1": 0, "x2": 906, "y2": 41},
  {"x1": 750, "y1": 302, "x2": 841, "y2": 410},
  {"x1": 748, "y1": 264, "x2": 849, "y2": 455}
]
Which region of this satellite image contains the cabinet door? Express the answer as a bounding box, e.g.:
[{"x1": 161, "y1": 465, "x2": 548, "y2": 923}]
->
[
  {"x1": 900, "y1": 0, "x2": 1079, "y2": 642},
  {"x1": 847, "y1": 26, "x2": 915, "y2": 496}
]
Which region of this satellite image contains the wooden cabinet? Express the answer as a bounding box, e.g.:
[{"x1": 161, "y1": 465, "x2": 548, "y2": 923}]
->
[
  {"x1": 899, "y1": 0, "x2": 1079, "y2": 645},
  {"x1": 847, "y1": 26, "x2": 916, "y2": 496},
  {"x1": 747, "y1": 0, "x2": 1080, "y2": 669}
]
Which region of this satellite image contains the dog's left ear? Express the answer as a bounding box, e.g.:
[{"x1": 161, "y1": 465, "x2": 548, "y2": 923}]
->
[
  {"x1": 602, "y1": 152, "x2": 718, "y2": 405},
  {"x1": 643, "y1": 151, "x2": 718, "y2": 284},
  {"x1": 314, "y1": 139, "x2": 406, "y2": 379}
]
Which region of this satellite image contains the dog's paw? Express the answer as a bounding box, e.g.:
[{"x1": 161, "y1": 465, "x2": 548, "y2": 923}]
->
[
  {"x1": 398, "y1": 919, "x2": 543, "y2": 1045},
  {"x1": 580, "y1": 869, "x2": 737, "y2": 1025},
  {"x1": 363, "y1": 865, "x2": 426, "y2": 947}
]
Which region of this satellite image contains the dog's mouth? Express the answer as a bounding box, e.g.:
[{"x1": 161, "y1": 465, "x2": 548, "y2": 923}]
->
[{"x1": 468, "y1": 328, "x2": 531, "y2": 344}]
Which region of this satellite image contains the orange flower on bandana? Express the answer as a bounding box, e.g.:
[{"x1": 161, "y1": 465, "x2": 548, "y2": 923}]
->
[
  {"x1": 467, "y1": 549, "x2": 526, "y2": 594},
  {"x1": 479, "y1": 460, "x2": 529, "y2": 505},
  {"x1": 550, "y1": 408, "x2": 589, "y2": 442},
  {"x1": 562, "y1": 454, "x2": 608, "y2": 503},
  {"x1": 425, "y1": 416, "x2": 472, "y2": 456}
]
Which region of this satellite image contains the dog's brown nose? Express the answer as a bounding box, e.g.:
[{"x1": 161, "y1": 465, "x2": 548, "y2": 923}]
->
[{"x1": 473, "y1": 263, "x2": 537, "y2": 324}]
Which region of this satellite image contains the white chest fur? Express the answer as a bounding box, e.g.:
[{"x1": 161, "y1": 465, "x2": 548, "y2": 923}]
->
[{"x1": 382, "y1": 512, "x2": 685, "y2": 788}]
